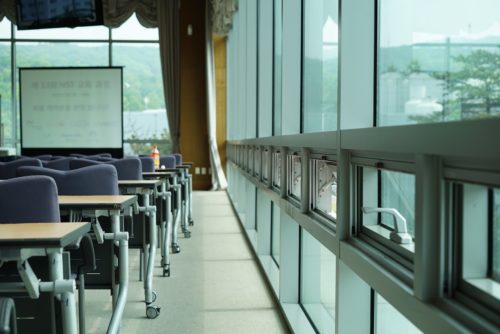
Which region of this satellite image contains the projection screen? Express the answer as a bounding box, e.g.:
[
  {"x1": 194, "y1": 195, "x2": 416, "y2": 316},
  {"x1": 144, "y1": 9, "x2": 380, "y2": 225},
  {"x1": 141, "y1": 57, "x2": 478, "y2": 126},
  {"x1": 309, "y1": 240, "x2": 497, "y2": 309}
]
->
[{"x1": 20, "y1": 67, "x2": 123, "y2": 156}]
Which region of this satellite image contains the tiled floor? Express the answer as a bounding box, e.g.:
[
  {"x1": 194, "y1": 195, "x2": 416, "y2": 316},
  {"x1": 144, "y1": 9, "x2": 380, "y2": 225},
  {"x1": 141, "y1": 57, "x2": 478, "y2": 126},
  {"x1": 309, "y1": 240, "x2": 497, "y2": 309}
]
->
[{"x1": 85, "y1": 191, "x2": 288, "y2": 333}]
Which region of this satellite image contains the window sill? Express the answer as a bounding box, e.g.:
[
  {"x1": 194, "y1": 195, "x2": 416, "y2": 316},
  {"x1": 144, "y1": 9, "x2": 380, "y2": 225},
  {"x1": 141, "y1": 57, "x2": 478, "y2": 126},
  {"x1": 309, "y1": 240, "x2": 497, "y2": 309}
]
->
[
  {"x1": 467, "y1": 278, "x2": 500, "y2": 300},
  {"x1": 364, "y1": 224, "x2": 415, "y2": 253}
]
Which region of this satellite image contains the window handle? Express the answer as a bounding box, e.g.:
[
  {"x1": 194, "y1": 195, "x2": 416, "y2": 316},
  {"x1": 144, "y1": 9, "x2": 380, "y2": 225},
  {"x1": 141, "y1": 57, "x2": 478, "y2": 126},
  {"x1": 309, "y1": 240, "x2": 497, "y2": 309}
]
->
[{"x1": 362, "y1": 207, "x2": 413, "y2": 244}]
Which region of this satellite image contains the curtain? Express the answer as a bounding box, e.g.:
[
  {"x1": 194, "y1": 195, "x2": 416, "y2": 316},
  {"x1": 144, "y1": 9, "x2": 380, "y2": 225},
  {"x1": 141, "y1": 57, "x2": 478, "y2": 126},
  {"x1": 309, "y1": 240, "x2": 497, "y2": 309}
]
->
[
  {"x1": 102, "y1": 0, "x2": 157, "y2": 28},
  {"x1": 0, "y1": 0, "x2": 16, "y2": 24},
  {"x1": 205, "y1": 1, "x2": 228, "y2": 190},
  {"x1": 157, "y1": 0, "x2": 181, "y2": 154},
  {"x1": 211, "y1": 0, "x2": 238, "y2": 37}
]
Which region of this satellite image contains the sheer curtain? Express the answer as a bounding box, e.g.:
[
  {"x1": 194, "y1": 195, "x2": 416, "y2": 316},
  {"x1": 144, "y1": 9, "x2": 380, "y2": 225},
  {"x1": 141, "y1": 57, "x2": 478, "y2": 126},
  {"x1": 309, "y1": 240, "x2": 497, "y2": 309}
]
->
[{"x1": 205, "y1": 1, "x2": 228, "y2": 190}]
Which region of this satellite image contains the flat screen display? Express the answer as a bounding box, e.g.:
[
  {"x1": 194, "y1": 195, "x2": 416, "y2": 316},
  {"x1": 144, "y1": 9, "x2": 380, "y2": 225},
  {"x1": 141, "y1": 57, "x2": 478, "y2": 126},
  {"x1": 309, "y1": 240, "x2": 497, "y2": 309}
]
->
[
  {"x1": 20, "y1": 67, "x2": 123, "y2": 151},
  {"x1": 16, "y1": 0, "x2": 103, "y2": 30}
]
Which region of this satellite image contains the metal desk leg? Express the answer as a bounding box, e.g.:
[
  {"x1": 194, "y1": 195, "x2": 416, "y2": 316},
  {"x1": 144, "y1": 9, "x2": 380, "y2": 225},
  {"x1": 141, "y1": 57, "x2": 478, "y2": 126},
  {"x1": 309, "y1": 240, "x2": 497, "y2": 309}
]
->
[
  {"x1": 180, "y1": 178, "x2": 191, "y2": 238},
  {"x1": 161, "y1": 190, "x2": 172, "y2": 277},
  {"x1": 171, "y1": 182, "x2": 181, "y2": 254},
  {"x1": 187, "y1": 174, "x2": 194, "y2": 226},
  {"x1": 143, "y1": 194, "x2": 160, "y2": 319},
  {"x1": 48, "y1": 250, "x2": 77, "y2": 334},
  {"x1": 106, "y1": 213, "x2": 129, "y2": 334}
]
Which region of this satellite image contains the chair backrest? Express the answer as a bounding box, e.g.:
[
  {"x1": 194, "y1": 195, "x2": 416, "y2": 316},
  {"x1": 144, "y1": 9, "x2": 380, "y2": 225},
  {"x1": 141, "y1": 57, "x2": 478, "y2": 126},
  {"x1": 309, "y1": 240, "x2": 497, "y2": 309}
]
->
[
  {"x1": 160, "y1": 156, "x2": 176, "y2": 169},
  {"x1": 138, "y1": 156, "x2": 155, "y2": 172},
  {"x1": 173, "y1": 153, "x2": 182, "y2": 165},
  {"x1": 33, "y1": 154, "x2": 52, "y2": 161},
  {"x1": 70, "y1": 157, "x2": 142, "y2": 180},
  {"x1": 17, "y1": 165, "x2": 119, "y2": 195},
  {"x1": 0, "y1": 175, "x2": 60, "y2": 223},
  {"x1": 0, "y1": 159, "x2": 42, "y2": 180},
  {"x1": 41, "y1": 157, "x2": 76, "y2": 171}
]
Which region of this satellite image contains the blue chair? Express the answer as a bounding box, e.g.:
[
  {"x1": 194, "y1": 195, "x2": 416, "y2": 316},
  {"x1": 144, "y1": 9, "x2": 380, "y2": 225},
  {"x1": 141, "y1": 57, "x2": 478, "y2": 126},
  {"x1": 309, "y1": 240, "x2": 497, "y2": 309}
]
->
[
  {"x1": 16, "y1": 165, "x2": 117, "y2": 334},
  {"x1": 173, "y1": 153, "x2": 182, "y2": 166},
  {"x1": 70, "y1": 157, "x2": 142, "y2": 180},
  {"x1": 0, "y1": 159, "x2": 42, "y2": 180},
  {"x1": 0, "y1": 176, "x2": 60, "y2": 334},
  {"x1": 32, "y1": 155, "x2": 52, "y2": 161},
  {"x1": 41, "y1": 157, "x2": 76, "y2": 171},
  {"x1": 0, "y1": 298, "x2": 16, "y2": 334},
  {"x1": 139, "y1": 156, "x2": 155, "y2": 172},
  {"x1": 160, "y1": 155, "x2": 176, "y2": 169}
]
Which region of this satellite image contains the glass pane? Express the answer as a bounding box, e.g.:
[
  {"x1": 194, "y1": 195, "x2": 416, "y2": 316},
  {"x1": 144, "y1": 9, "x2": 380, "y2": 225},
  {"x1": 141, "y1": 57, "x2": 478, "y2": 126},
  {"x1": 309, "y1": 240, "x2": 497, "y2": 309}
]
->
[
  {"x1": 16, "y1": 42, "x2": 108, "y2": 67},
  {"x1": 272, "y1": 202, "x2": 280, "y2": 266},
  {"x1": 378, "y1": 0, "x2": 500, "y2": 126},
  {"x1": 303, "y1": 0, "x2": 338, "y2": 132},
  {"x1": 262, "y1": 149, "x2": 270, "y2": 180},
  {"x1": 254, "y1": 147, "x2": 261, "y2": 177},
  {"x1": 313, "y1": 160, "x2": 337, "y2": 220},
  {"x1": 494, "y1": 189, "x2": 500, "y2": 280},
  {"x1": 0, "y1": 42, "x2": 12, "y2": 146},
  {"x1": 15, "y1": 25, "x2": 108, "y2": 40},
  {"x1": 288, "y1": 155, "x2": 302, "y2": 200},
  {"x1": 0, "y1": 18, "x2": 11, "y2": 38},
  {"x1": 112, "y1": 13, "x2": 158, "y2": 41},
  {"x1": 381, "y1": 171, "x2": 416, "y2": 237},
  {"x1": 272, "y1": 151, "x2": 282, "y2": 189},
  {"x1": 273, "y1": 0, "x2": 282, "y2": 135},
  {"x1": 248, "y1": 147, "x2": 254, "y2": 173},
  {"x1": 375, "y1": 293, "x2": 422, "y2": 333},
  {"x1": 301, "y1": 229, "x2": 336, "y2": 333},
  {"x1": 112, "y1": 43, "x2": 169, "y2": 150}
]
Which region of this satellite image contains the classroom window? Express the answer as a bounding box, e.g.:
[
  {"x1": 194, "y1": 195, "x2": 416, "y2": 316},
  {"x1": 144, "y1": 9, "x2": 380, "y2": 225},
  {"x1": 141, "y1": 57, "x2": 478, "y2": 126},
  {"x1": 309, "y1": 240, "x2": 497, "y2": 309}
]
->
[
  {"x1": 287, "y1": 154, "x2": 302, "y2": 201},
  {"x1": 271, "y1": 202, "x2": 281, "y2": 266},
  {"x1": 254, "y1": 147, "x2": 261, "y2": 177},
  {"x1": 378, "y1": 0, "x2": 500, "y2": 126},
  {"x1": 374, "y1": 292, "x2": 422, "y2": 333},
  {"x1": 262, "y1": 148, "x2": 270, "y2": 181},
  {"x1": 0, "y1": 42, "x2": 12, "y2": 147},
  {"x1": 273, "y1": 151, "x2": 282, "y2": 189},
  {"x1": 302, "y1": 0, "x2": 339, "y2": 133},
  {"x1": 311, "y1": 159, "x2": 337, "y2": 221},
  {"x1": 0, "y1": 18, "x2": 11, "y2": 38},
  {"x1": 300, "y1": 229, "x2": 336, "y2": 333},
  {"x1": 273, "y1": 0, "x2": 283, "y2": 136}
]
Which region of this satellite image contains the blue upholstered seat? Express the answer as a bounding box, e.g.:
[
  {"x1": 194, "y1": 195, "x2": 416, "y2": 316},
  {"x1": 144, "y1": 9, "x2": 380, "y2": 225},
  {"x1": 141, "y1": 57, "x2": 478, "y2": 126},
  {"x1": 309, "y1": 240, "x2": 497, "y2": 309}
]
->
[
  {"x1": 17, "y1": 164, "x2": 119, "y2": 195},
  {"x1": 173, "y1": 153, "x2": 182, "y2": 166},
  {"x1": 139, "y1": 156, "x2": 155, "y2": 172},
  {"x1": 70, "y1": 157, "x2": 142, "y2": 180},
  {"x1": 41, "y1": 157, "x2": 76, "y2": 171},
  {"x1": 0, "y1": 159, "x2": 42, "y2": 180},
  {"x1": 0, "y1": 175, "x2": 60, "y2": 223},
  {"x1": 33, "y1": 154, "x2": 52, "y2": 161},
  {"x1": 160, "y1": 156, "x2": 176, "y2": 169}
]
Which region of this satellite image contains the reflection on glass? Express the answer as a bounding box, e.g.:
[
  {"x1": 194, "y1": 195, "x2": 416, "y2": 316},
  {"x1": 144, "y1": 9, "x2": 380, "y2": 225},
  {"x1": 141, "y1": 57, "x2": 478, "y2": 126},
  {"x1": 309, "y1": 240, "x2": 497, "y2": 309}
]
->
[
  {"x1": 301, "y1": 229, "x2": 336, "y2": 333},
  {"x1": 0, "y1": 18, "x2": 11, "y2": 38},
  {"x1": 381, "y1": 170, "x2": 415, "y2": 237},
  {"x1": 375, "y1": 293, "x2": 422, "y2": 333},
  {"x1": 262, "y1": 149, "x2": 270, "y2": 180},
  {"x1": 112, "y1": 13, "x2": 158, "y2": 40},
  {"x1": 273, "y1": 151, "x2": 282, "y2": 188},
  {"x1": 273, "y1": 0, "x2": 282, "y2": 135},
  {"x1": 303, "y1": 0, "x2": 338, "y2": 132},
  {"x1": 494, "y1": 189, "x2": 500, "y2": 281},
  {"x1": 378, "y1": 0, "x2": 500, "y2": 126},
  {"x1": 288, "y1": 155, "x2": 302, "y2": 199},
  {"x1": 16, "y1": 42, "x2": 108, "y2": 67},
  {"x1": 15, "y1": 25, "x2": 108, "y2": 40},
  {"x1": 0, "y1": 42, "x2": 12, "y2": 146},
  {"x1": 314, "y1": 160, "x2": 337, "y2": 220},
  {"x1": 255, "y1": 147, "x2": 261, "y2": 176},
  {"x1": 272, "y1": 202, "x2": 281, "y2": 266}
]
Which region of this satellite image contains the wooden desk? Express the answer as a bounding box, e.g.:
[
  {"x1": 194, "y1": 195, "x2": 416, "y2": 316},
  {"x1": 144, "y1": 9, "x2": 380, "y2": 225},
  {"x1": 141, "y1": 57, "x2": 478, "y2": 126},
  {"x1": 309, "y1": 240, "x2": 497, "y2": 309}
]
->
[
  {"x1": 0, "y1": 222, "x2": 89, "y2": 248},
  {"x1": 58, "y1": 195, "x2": 135, "y2": 333},
  {"x1": 0, "y1": 222, "x2": 90, "y2": 334}
]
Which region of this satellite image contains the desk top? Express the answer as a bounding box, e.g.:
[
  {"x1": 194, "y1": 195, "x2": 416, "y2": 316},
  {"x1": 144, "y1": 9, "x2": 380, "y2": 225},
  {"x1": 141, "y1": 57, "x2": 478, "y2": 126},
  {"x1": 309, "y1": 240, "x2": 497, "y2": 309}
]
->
[
  {"x1": 58, "y1": 195, "x2": 136, "y2": 210},
  {"x1": 118, "y1": 179, "x2": 162, "y2": 189},
  {"x1": 0, "y1": 222, "x2": 90, "y2": 248}
]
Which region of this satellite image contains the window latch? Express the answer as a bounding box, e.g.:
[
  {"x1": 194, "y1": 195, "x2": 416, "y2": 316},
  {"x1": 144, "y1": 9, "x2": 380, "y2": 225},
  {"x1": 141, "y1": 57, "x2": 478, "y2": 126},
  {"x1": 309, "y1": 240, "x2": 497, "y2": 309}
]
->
[{"x1": 362, "y1": 207, "x2": 413, "y2": 244}]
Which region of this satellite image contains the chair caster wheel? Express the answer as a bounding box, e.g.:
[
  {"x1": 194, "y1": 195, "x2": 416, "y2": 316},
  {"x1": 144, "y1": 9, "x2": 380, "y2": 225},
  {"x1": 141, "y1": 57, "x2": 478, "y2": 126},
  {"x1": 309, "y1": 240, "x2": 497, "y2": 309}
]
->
[
  {"x1": 163, "y1": 267, "x2": 170, "y2": 277},
  {"x1": 189, "y1": 219, "x2": 194, "y2": 226},
  {"x1": 184, "y1": 231, "x2": 191, "y2": 238},
  {"x1": 146, "y1": 305, "x2": 160, "y2": 319},
  {"x1": 171, "y1": 244, "x2": 180, "y2": 253}
]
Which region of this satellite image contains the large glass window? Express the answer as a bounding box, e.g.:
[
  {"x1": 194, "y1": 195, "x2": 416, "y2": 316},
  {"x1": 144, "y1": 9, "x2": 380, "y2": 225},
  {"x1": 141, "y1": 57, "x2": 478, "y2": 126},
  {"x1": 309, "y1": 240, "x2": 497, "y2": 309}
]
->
[
  {"x1": 0, "y1": 41, "x2": 11, "y2": 147},
  {"x1": 271, "y1": 202, "x2": 281, "y2": 266},
  {"x1": 0, "y1": 18, "x2": 11, "y2": 38},
  {"x1": 374, "y1": 293, "x2": 422, "y2": 333},
  {"x1": 378, "y1": 0, "x2": 500, "y2": 126},
  {"x1": 302, "y1": 0, "x2": 338, "y2": 132},
  {"x1": 301, "y1": 229, "x2": 336, "y2": 333},
  {"x1": 273, "y1": 0, "x2": 283, "y2": 135},
  {"x1": 312, "y1": 159, "x2": 337, "y2": 221},
  {"x1": 16, "y1": 42, "x2": 108, "y2": 67},
  {"x1": 287, "y1": 154, "x2": 302, "y2": 201}
]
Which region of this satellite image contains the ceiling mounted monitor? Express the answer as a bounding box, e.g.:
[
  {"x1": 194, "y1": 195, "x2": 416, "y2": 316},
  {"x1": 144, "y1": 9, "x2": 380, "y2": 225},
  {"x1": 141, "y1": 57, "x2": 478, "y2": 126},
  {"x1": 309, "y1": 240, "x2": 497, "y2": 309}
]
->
[{"x1": 16, "y1": 0, "x2": 104, "y2": 30}]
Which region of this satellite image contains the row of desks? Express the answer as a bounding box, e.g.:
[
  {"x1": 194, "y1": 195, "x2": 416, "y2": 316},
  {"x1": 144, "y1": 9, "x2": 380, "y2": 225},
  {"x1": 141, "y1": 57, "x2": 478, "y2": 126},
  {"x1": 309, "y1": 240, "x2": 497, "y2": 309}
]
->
[{"x1": 0, "y1": 171, "x2": 181, "y2": 334}]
